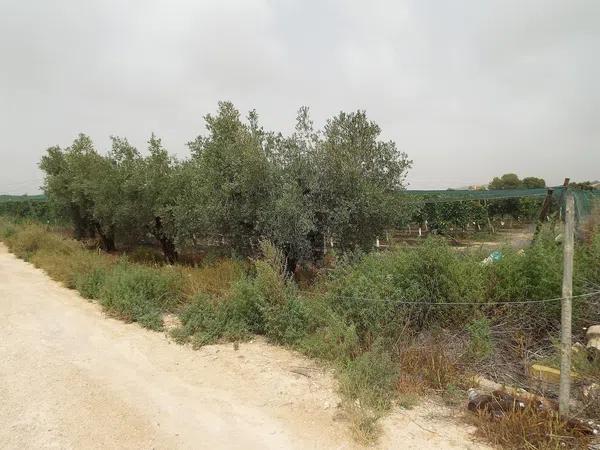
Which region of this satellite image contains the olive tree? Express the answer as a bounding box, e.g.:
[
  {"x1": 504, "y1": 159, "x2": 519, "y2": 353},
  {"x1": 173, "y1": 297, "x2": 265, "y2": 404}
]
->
[
  {"x1": 259, "y1": 107, "x2": 320, "y2": 269},
  {"x1": 313, "y1": 110, "x2": 412, "y2": 251},
  {"x1": 40, "y1": 134, "x2": 101, "y2": 241},
  {"x1": 134, "y1": 134, "x2": 181, "y2": 262},
  {"x1": 176, "y1": 102, "x2": 276, "y2": 254},
  {"x1": 258, "y1": 107, "x2": 413, "y2": 268},
  {"x1": 88, "y1": 137, "x2": 144, "y2": 250}
]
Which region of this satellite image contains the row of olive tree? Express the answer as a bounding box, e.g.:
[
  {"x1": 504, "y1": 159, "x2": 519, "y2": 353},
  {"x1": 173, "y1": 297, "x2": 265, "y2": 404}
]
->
[{"x1": 40, "y1": 102, "x2": 412, "y2": 266}]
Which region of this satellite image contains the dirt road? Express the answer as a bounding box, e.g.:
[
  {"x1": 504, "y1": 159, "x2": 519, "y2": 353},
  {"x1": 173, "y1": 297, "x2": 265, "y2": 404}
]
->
[{"x1": 0, "y1": 243, "x2": 487, "y2": 449}]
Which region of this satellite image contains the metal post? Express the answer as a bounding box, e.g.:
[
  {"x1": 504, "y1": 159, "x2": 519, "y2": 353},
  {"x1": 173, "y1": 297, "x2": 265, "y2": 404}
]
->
[{"x1": 559, "y1": 189, "x2": 575, "y2": 416}]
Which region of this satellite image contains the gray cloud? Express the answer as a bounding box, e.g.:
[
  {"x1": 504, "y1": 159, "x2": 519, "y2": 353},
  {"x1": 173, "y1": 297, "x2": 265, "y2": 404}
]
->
[{"x1": 0, "y1": 0, "x2": 598, "y2": 193}]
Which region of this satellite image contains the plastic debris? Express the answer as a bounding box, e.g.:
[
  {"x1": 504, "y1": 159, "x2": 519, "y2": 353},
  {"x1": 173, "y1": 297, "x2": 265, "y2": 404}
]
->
[{"x1": 481, "y1": 250, "x2": 503, "y2": 265}]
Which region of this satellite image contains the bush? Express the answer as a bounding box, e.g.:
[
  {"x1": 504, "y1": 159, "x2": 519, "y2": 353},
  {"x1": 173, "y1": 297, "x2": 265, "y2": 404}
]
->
[
  {"x1": 322, "y1": 237, "x2": 485, "y2": 347},
  {"x1": 576, "y1": 227, "x2": 600, "y2": 290},
  {"x1": 172, "y1": 241, "x2": 325, "y2": 348},
  {"x1": 264, "y1": 296, "x2": 314, "y2": 345},
  {"x1": 75, "y1": 267, "x2": 108, "y2": 299},
  {"x1": 339, "y1": 346, "x2": 399, "y2": 411},
  {"x1": 173, "y1": 278, "x2": 266, "y2": 346},
  {"x1": 486, "y1": 229, "x2": 562, "y2": 303},
  {"x1": 99, "y1": 264, "x2": 181, "y2": 330},
  {"x1": 298, "y1": 312, "x2": 360, "y2": 362},
  {"x1": 173, "y1": 294, "x2": 234, "y2": 346}
]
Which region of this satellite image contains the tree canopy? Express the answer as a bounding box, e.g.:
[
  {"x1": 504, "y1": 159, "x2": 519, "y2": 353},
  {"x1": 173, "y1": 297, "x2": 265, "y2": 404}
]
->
[{"x1": 40, "y1": 102, "x2": 412, "y2": 266}]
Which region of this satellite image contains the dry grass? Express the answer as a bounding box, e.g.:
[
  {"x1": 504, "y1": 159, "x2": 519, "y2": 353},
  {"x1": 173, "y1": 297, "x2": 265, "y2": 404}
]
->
[
  {"x1": 1, "y1": 221, "x2": 116, "y2": 289},
  {"x1": 470, "y1": 406, "x2": 593, "y2": 450},
  {"x1": 397, "y1": 338, "x2": 470, "y2": 392},
  {"x1": 30, "y1": 248, "x2": 114, "y2": 289},
  {"x1": 344, "y1": 402, "x2": 382, "y2": 445},
  {"x1": 176, "y1": 258, "x2": 246, "y2": 299}
]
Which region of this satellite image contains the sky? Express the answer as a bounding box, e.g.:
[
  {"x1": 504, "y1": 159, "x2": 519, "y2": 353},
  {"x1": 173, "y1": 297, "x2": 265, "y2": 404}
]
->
[{"x1": 0, "y1": 0, "x2": 598, "y2": 194}]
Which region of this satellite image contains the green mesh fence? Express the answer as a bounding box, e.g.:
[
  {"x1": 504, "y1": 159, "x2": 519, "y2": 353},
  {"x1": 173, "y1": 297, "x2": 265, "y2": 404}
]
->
[
  {"x1": 399, "y1": 188, "x2": 550, "y2": 202},
  {"x1": 399, "y1": 186, "x2": 600, "y2": 223}
]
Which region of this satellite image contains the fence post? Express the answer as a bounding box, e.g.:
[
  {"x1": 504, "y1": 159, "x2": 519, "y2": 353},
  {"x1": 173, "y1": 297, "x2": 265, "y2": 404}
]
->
[{"x1": 559, "y1": 189, "x2": 575, "y2": 416}]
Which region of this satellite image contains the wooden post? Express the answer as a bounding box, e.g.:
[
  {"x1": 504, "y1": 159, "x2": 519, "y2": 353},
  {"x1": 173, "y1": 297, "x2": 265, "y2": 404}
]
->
[
  {"x1": 487, "y1": 217, "x2": 495, "y2": 234},
  {"x1": 533, "y1": 188, "x2": 554, "y2": 241},
  {"x1": 559, "y1": 189, "x2": 575, "y2": 416}
]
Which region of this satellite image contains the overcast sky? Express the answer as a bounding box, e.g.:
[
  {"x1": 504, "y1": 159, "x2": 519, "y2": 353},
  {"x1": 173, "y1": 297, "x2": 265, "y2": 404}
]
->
[{"x1": 1, "y1": 0, "x2": 598, "y2": 194}]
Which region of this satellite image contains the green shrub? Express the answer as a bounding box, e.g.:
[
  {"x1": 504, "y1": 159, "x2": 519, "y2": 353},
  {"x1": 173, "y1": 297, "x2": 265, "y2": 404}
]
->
[
  {"x1": 175, "y1": 294, "x2": 234, "y2": 346},
  {"x1": 322, "y1": 237, "x2": 485, "y2": 346},
  {"x1": 299, "y1": 312, "x2": 360, "y2": 362},
  {"x1": 75, "y1": 267, "x2": 108, "y2": 299},
  {"x1": 99, "y1": 264, "x2": 181, "y2": 330},
  {"x1": 486, "y1": 230, "x2": 562, "y2": 303},
  {"x1": 173, "y1": 278, "x2": 266, "y2": 347},
  {"x1": 264, "y1": 296, "x2": 314, "y2": 345},
  {"x1": 485, "y1": 228, "x2": 565, "y2": 330},
  {"x1": 339, "y1": 346, "x2": 399, "y2": 411},
  {"x1": 577, "y1": 229, "x2": 600, "y2": 290}
]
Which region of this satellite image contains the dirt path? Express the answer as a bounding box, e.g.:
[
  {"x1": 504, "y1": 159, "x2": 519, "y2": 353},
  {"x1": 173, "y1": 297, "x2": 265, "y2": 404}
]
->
[{"x1": 0, "y1": 243, "x2": 488, "y2": 449}]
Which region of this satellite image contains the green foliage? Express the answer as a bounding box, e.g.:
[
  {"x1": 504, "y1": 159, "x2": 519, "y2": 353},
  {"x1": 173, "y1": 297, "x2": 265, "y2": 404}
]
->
[
  {"x1": 486, "y1": 240, "x2": 561, "y2": 303},
  {"x1": 313, "y1": 110, "x2": 412, "y2": 252},
  {"x1": 264, "y1": 296, "x2": 314, "y2": 345},
  {"x1": 415, "y1": 200, "x2": 488, "y2": 232},
  {"x1": 172, "y1": 240, "x2": 319, "y2": 347},
  {"x1": 180, "y1": 102, "x2": 276, "y2": 254},
  {"x1": 173, "y1": 279, "x2": 265, "y2": 346},
  {"x1": 4, "y1": 218, "x2": 600, "y2": 448},
  {"x1": 39, "y1": 135, "x2": 102, "y2": 240},
  {"x1": 98, "y1": 263, "x2": 181, "y2": 330},
  {"x1": 323, "y1": 237, "x2": 485, "y2": 345},
  {"x1": 298, "y1": 312, "x2": 359, "y2": 361},
  {"x1": 3, "y1": 221, "x2": 71, "y2": 260},
  {"x1": 39, "y1": 102, "x2": 412, "y2": 266},
  {"x1": 339, "y1": 346, "x2": 399, "y2": 410},
  {"x1": 576, "y1": 228, "x2": 600, "y2": 290},
  {"x1": 489, "y1": 173, "x2": 523, "y2": 190},
  {"x1": 488, "y1": 173, "x2": 546, "y2": 220},
  {"x1": 75, "y1": 267, "x2": 108, "y2": 300},
  {"x1": 0, "y1": 198, "x2": 52, "y2": 222}
]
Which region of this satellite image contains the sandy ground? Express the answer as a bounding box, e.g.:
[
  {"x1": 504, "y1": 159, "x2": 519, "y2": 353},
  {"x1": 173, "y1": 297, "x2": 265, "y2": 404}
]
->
[{"x1": 0, "y1": 243, "x2": 489, "y2": 449}]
